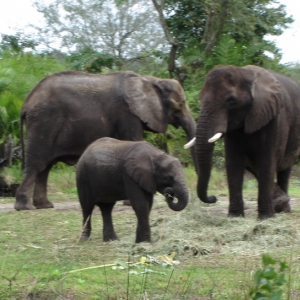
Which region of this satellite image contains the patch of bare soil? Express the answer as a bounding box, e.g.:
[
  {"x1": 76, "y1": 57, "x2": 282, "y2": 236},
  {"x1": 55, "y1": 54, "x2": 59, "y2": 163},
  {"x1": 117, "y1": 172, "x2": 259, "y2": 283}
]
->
[{"x1": 1, "y1": 195, "x2": 299, "y2": 216}]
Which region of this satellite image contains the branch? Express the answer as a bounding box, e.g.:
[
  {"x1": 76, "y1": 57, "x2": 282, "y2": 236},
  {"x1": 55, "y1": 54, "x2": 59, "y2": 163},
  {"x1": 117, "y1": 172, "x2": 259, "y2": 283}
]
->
[
  {"x1": 201, "y1": 5, "x2": 216, "y2": 44},
  {"x1": 151, "y1": 0, "x2": 178, "y2": 78},
  {"x1": 151, "y1": 0, "x2": 176, "y2": 46},
  {"x1": 204, "y1": 0, "x2": 228, "y2": 56}
]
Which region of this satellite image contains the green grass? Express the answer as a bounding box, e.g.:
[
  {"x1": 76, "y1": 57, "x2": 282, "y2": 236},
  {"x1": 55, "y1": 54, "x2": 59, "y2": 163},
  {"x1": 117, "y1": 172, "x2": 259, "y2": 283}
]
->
[
  {"x1": 0, "y1": 207, "x2": 259, "y2": 299},
  {"x1": 1, "y1": 166, "x2": 300, "y2": 299}
]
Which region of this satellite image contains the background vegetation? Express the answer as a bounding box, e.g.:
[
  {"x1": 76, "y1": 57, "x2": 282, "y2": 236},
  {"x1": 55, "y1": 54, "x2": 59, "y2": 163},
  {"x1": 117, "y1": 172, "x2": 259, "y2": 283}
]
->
[{"x1": 1, "y1": 0, "x2": 300, "y2": 167}]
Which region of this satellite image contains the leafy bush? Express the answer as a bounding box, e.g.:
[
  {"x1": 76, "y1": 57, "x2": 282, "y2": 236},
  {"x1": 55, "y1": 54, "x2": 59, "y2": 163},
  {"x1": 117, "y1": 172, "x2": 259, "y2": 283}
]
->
[
  {"x1": 0, "y1": 50, "x2": 66, "y2": 140},
  {"x1": 249, "y1": 254, "x2": 289, "y2": 300}
]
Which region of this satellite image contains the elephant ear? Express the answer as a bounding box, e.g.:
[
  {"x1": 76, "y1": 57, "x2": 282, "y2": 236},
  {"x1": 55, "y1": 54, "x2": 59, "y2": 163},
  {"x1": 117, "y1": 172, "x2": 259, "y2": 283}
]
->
[
  {"x1": 124, "y1": 142, "x2": 157, "y2": 194},
  {"x1": 243, "y1": 65, "x2": 284, "y2": 134},
  {"x1": 124, "y1": 76, "x2": 168, "y2": 133}
]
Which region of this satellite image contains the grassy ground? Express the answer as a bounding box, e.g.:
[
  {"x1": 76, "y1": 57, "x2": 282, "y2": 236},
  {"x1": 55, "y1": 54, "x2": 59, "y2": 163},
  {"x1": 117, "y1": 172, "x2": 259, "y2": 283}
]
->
[{"x1": 1, "y1": 166, "x2": 300, "y2": 299}]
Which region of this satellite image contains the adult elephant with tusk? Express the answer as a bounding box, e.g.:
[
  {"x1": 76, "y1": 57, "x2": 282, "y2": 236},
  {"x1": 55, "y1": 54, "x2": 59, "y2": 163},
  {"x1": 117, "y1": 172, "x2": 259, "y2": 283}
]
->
[
  {"x1": 15, "y1": 70, "x2": 196, "y2": 211},
  {"x1": 185, "y1": 65, "x2": 300, "y2": 220}
]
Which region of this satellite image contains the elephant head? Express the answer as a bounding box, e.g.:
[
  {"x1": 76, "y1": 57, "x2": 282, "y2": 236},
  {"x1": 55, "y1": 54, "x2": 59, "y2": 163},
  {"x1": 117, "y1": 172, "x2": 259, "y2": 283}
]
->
[
  {"x1": 124, "y1": 142, "x2": 189, "y2": 211},
  {"x1": 125, "y1": 75, "x2": 197, "y2": 172},
  {"x1": 186, "y1": 65, "x2": 283, "y2": 203}
]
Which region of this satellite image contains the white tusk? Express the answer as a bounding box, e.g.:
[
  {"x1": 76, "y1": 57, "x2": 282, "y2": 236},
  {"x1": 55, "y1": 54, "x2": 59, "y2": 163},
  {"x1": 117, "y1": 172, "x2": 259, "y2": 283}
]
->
[
  {"x1": 184, "y1": 137, "x2": 196, "y2": 149},
  {"x1": 208, "y1": 132, "x2": 222, "y2": 143}
]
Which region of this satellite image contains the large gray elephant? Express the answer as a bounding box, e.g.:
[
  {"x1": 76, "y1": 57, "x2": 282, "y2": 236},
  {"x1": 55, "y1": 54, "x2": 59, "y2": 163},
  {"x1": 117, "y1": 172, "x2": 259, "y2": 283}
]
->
[
  {"x1": 76, "y1": 137, "x2": 188, "y2": 243},
  {"x1": 15, "y1": 70, "x2": 196, "y2": 211},
  {"x1": 185, "y1": 65, "x2": 300, "y2": 220}
]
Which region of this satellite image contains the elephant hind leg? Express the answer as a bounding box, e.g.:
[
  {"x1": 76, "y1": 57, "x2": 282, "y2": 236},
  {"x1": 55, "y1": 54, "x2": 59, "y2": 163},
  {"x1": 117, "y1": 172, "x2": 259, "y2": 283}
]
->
[
  {"x1": 98, "y1": 202, "x2": 119, "y2": 242},
  {"x1": 33, "y1": 164, "x2": 54, "y2": 209},
  {"x1": 80, "y1": 204, "x2": 94, "y2": 241},
  {"x1": 273, "y1": 183, "x2": 291, "y2": 213},
  {"x1": 15, "y1": 170, "x2": 37, "y2": 210}
]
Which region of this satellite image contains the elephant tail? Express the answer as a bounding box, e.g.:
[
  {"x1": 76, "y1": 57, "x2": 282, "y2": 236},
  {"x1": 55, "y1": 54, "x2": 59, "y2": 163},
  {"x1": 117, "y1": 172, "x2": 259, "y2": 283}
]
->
[{"x1": 20, "y1": 111, "x2": 26, "y2": 170}]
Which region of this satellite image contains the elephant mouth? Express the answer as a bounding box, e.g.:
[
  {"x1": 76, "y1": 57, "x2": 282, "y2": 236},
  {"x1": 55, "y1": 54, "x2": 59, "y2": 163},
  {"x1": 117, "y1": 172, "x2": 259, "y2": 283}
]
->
[
  {"x1": 164, "y1": 193, "x2": 178, "y2": 203},
  {"x1": 163, "y1": 186, "x2": 188, "y2": 211},
  {"x1": 163, "y1": 187, "x2": 178, "y2": 203}
]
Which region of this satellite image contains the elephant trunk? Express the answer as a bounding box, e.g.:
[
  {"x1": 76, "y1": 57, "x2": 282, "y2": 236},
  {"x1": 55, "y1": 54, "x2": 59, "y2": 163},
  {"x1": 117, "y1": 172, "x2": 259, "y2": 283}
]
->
[
  {"x1": 163, "y1": 186, "x2": 188, "y2": 211},
  {"x1": 196, "y1": 118, "x2": 218, "y2": 203},
  {"x1": 180, "y1": 114, "x2": 198, "y2": 174}
]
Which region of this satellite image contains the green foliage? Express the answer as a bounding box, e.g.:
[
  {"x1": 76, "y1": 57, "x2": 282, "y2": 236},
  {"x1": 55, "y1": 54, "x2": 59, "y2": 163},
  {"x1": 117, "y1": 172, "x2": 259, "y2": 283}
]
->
[
  {"x1": 0, "y1": 33, "x2": 38, "y2": 53},
  {"x1": 68, "y1": 47, "x2": 122, "y2": 73},
  {"x1": 0, "y1": 50, "x2": 66, "y2": 140},
  {"x1": 284, "y1": 63, "x2": 300, "y2": 84},
  {"x1": 249, "y1": 254, "x2": 289, "y2": 300},
  {"x1": 0, "y1": 162, "x2": 23, "y2": 184},
  {"x1": 204, "y1": 36, "x2": 275, "y2": 69},
  {"x1": 165, "y1": 0, "x2": 293, "y2": 56},
  {"x1": 163, "y1": 0, "x2": 293, "y2": 84}
]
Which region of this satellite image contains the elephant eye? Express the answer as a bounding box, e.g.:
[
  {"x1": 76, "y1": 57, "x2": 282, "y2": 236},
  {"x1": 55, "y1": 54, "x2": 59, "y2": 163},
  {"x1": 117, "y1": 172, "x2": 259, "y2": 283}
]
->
[
  {"x1": 164, "y1": 175, "x2": 173, "y2": 183},
  {"x1": 226, "y1": 96, "x2": 237, "y2": 109}
]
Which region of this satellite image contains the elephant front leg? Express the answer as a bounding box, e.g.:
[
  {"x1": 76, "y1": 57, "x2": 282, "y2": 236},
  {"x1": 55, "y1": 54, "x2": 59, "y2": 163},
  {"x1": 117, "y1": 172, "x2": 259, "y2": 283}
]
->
[
  {"x1": 256, "y1": 160, "x2": 276, "y2": 220},
  {"x1": 33, "y1": 164, "x2": 54, "y2": 209},
  {"x1": 225, "y1": 138, "x2": 245, "y2": 217},
  {"x1": 123, "y1": 173, "x2": 153, "y2": 243},
  {"x1": 98, "y1": 202, "x2": 119, "y2": 242},
  {"x1": 257, "y1": 176, "x2": 275, "y2": 220},
  {"x1": 132, "y1": 195, "x2": 153, "y2": 243}
]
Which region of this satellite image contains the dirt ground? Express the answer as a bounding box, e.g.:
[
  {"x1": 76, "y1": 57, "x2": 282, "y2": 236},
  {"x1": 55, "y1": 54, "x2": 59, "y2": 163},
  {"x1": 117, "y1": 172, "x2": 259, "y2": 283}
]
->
[{"x1": 1, "y1": 196, "x2": 299, "y2": 216}]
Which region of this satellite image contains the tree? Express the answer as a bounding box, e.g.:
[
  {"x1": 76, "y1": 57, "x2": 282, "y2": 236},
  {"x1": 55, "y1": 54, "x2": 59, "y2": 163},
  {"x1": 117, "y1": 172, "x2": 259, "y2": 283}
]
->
[
  {"x1": 152, "y1": 0, "x2": 293, "y2": 81},
  {"x1": 32, "y1": 0, "x2": 167, "y2": 69},
  {"x1": 0, "y1": 33, "x2": 38, "y2": 53}
]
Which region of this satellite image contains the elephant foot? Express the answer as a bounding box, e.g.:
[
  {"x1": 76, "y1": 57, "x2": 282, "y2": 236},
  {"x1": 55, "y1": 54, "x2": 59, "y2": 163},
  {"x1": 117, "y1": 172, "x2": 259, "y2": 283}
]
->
[
  {"x1": 33, "y1": 199, "x2": 54, "y2": 209},
  {"x1": 273, "y1": 197, "x2": 291, "y2": 213},
  {"x1": 228, "y1": 212, "x2": 244, "y2": 218},
  {"x1": 123, "y1": 199, "x2": 131, "y2": 206},
  {"x1": 258, "y1": 212, "x2": 275, "y2": 220},
  {"x1": 200, "y1": 196, "x2": 218, "y2": 204},
  {"x1": 135, "y1": 237, "x2": 151, "y2": 243},
  {"x1": 272, "y1": 187, "x2": 291, "y2": 213},
  {"x1": 80, "y1": 234, "x2": 91, "y2": 242},
  {"x1": 14, "y1": 201, "x2": 36, "y2": 211},
  {"x1": 103, "y1": 232, "x2": 119, "y2": 242}
]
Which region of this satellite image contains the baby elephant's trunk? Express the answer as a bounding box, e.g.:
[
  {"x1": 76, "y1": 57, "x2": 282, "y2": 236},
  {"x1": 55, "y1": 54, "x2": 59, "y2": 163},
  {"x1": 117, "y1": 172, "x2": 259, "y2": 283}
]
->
[{"x1": 163, "y1": 187, "x2": 188, "y2": 211}]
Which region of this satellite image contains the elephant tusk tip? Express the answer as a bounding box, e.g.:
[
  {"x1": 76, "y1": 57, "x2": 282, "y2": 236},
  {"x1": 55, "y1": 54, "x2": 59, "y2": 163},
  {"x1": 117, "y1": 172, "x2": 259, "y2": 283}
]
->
[
  {"x1": 184, "y1": 137, "x2": 196, "y2": 149},
  {"x1": 208, "y1": 133, "x2": 222, "y2": 143}
]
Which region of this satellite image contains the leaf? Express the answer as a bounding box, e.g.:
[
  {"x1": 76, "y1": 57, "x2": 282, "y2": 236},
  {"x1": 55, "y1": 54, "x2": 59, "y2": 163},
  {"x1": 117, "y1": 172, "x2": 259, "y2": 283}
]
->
[
  {"x1": 262, "y1": 267, "x2": 277, "y2": 280},
  {"x1": 262, "y1": 254, "x2": 277, "y2": 267},
  {"x1": 269, "y1": 290, "x2": 283, "y2": 300},
  {"x1": 114, "y1": 260, "x2": 129, "y2": 269},
  {"x1": 273, "y1": 273, "x2": 287, "y2": 286},
  {"x1": 279, "y1": 261, "x2": 289, "y2": 272}
]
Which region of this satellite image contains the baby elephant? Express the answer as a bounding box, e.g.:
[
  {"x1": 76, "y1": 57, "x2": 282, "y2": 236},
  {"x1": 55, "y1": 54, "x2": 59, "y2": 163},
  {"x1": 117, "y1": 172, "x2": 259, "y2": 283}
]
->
[{"x1": 76, "y1": 137, "x2": 189, "y2": 243}]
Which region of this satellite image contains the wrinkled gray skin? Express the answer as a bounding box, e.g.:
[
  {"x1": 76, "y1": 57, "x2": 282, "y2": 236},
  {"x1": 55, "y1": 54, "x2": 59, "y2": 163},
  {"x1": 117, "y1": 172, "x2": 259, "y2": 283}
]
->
[
  {"x1": 15, "y1": 71, "x2": 196, "y2": 211},
  {"x1": 76, "y1": 137, "x2": 189, "y2": 243},
  {"x1": 195, "y1": 65, "x2": 300, "y2": 220}
]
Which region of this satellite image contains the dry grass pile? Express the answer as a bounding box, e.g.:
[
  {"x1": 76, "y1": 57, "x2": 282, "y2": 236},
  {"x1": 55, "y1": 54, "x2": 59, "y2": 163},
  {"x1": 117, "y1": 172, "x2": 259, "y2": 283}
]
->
[{"x1": 108, "y1": 192, "x2": 300, "y2": 260}]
